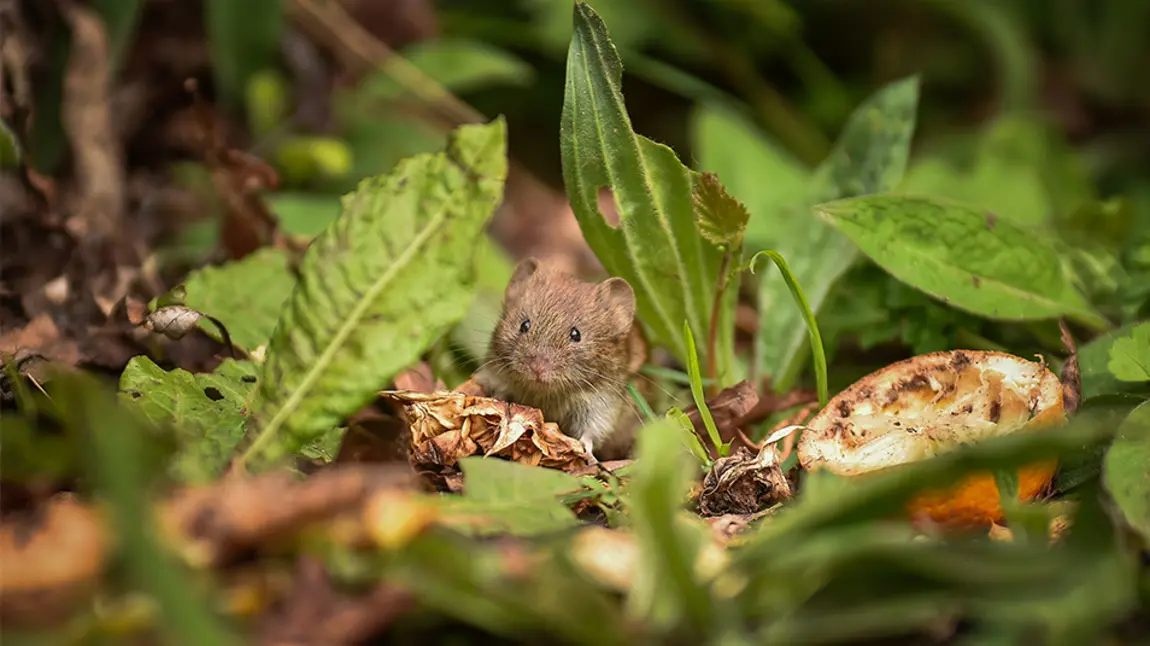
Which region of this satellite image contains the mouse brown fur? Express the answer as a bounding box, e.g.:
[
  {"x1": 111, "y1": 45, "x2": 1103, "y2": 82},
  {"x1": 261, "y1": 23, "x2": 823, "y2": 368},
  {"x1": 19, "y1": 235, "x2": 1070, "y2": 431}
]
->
[{"x1": 474, "y1": 257, "x2": 643, "y2": 461}]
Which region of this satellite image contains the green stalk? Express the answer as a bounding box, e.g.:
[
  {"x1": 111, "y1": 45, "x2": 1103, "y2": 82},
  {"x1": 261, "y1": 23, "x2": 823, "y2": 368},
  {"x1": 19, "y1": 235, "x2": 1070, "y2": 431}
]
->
[{"x1": 749, "y1": 250, "x2": 829, "y2": 409}]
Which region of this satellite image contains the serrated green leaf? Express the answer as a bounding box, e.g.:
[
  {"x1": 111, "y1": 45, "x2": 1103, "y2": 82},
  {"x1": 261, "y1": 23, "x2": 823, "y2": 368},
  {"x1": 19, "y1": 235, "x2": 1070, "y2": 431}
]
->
[
  {"x1": 560, "y1": 2, "x2": 734, "y2": 383},
  {"x1": 182, "y1": 247, "x2": 296, "y2": 352},
  {"x1": 1079, "y1": 321, "x2": 1150, "y2": 399},
  {"x1": 814, "y1": 194, "x2": 1110, "y2": 330},
  {"x1": 690, "y1": 103, "x2": 809, "y2": 251},
  {"x1": 1107, "y1": 323, "x2": 1150, "y2": 383},
  {"x1": 118, "y1": 356, "x2": 258, "y2": 482},
  {"x1": 1103, "y1": 401, "x2": 1150, "y2": 540},
  {"x1": 205, "y1": 0, "x2": 283, "y2": 106},
  {"x1": 692, "y1": 172, "x2": 749, "y2": 247},
  {"x1": 756, "y1": 76, "x2": 920, "y2": 391},
  {"x1": 240, "y1": 119, "x2": 508, "y2": 469},
  {"x1": 435, "y1": 457, "x2": 584, "y2": 537}
]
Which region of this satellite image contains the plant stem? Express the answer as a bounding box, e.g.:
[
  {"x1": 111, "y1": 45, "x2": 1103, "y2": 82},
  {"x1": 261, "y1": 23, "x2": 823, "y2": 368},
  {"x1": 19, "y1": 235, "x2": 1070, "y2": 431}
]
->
[{"x1": 705, "y1": 249, "x2": 733, "y2": 396}]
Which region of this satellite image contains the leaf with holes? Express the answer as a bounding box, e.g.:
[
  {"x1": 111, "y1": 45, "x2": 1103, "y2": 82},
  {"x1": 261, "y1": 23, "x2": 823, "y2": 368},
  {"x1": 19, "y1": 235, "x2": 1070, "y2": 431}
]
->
[
  {"x1": 561, "y1": 2, "x2": 735, "y2": 383},
  {"x1": 814, "y1": 194, "x2": 1108, "y2": 329},
  {"x1": 240, "y1": 119, "x2": 508, "y2": 470},
  {"x1": 756, "y1": 76, "x2": 920, "y2": 391},
  {"x1": 118, "y1": 356, "x2": 259, "y2": 482}
]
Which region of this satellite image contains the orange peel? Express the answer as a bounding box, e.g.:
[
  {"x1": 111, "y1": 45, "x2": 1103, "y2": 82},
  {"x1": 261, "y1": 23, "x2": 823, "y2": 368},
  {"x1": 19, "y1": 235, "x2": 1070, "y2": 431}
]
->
[{"x1": 798, "y1": 350, "x2": 1065, "y2": 527}]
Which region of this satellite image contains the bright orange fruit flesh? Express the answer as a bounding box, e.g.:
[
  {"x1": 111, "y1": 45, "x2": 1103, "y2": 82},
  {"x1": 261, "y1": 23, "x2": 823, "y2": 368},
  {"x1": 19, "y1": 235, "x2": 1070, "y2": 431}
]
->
[{"x1": 797, "y1": 350, "x2": 1066, "y2": 528}]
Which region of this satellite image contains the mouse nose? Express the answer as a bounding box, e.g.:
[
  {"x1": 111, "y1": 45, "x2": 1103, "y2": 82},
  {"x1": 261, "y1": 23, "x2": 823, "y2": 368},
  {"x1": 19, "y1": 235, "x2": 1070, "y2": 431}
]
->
[{"x1": 527, "y1": 355, "x2": 553, "y2": 381}]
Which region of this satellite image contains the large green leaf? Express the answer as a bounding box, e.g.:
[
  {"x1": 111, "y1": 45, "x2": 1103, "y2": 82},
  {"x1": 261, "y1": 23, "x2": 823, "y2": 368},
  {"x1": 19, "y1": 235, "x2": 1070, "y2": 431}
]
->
[
  {"x1": 690, "y1": 103, "x2": 809, "y2": 251},
  {"x1": 204, "y1": 0, "x2": 283, "y2": 106},
  {"x1": 756, "y1": 77, "x2": 920, "y2": 391},
  {"x1": 239, "y1": 119, "x2": 508, "y2": 469},
  {"x1": 435, "y1": 457, "x2": 584, "y2": 536},
  {"x1": 182, "y1": 247, "x2": 297, "y2": 352},
  {"x1": 118, "y1": 356, "x2": 258, "y2": 483},
  {"x1": 560, "y1": 2, "x2": 733, "y2": 382},
  {"x1": 1103, "y1": 401, "x2": 1150, "y2": 540},
  {"x1": 815, "y1": 194, "x2": 1109, "y2": 329}
]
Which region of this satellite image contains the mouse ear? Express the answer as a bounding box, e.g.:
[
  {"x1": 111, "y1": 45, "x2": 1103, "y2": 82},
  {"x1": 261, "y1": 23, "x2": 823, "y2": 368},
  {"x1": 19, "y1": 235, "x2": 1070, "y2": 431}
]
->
[
  {"x1": 596, "y1": 277, "x2": 635, "y2": 330},
  {"x1": 505, "y1": 257, "x2": 540, "y2": 304}
]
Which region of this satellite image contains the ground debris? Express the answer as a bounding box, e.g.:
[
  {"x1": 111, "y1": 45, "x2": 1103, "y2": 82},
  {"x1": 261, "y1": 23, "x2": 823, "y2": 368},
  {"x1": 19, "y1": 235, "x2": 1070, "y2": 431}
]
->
[
  {"x1": 382, "y1": 389, "x2": 593, "y2": 473},
  {"x1": 256, "y1": 556, "x2": 412, "y2": 646},
  {"x1": 160, "y1": 464, "x2": 415, "y2": 567},
  {"x1": 697, "y1": 444, "x2": 792, "y2": 517},
  {"x1": 0, "y1": 495, "x2": 109, "y2": 629}
]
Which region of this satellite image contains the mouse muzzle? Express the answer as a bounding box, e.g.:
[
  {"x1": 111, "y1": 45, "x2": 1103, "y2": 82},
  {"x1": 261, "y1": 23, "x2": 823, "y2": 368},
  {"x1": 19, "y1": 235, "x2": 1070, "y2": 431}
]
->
[{"x1": 525, "y1": 354, "x2": 555, "y2": 382}]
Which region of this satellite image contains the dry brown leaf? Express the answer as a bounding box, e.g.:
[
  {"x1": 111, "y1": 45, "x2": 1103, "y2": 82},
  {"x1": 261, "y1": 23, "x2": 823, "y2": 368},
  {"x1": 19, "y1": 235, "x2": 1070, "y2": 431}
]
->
[
  {"x1": 681, "y1": 379, "x2": 759, "y2": 451},
  {"x1": 160, "y1": 464, "x2": 415, "y2": 567},
  {"x1": 697, "y1": 444, "x2": 792, "y2": 517},
  {"x1": 382, "y1": 389, "x2": 593, "y2": 472},
  {"x1": 0, "y1": 495, "x2": 109, "y2": 628},
  {"x1": 0, "y1": 312, "x2": 82, "y2": 372},
  {"x1": 1058, "y1": 320, "x2": 1081, "y2": 416}
]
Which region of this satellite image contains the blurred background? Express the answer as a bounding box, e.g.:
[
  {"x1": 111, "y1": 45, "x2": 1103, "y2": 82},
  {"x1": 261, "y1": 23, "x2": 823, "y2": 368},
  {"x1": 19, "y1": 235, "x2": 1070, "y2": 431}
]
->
[{"x1": 2, "y1": 0, "x2": 1149, "y2": 397}]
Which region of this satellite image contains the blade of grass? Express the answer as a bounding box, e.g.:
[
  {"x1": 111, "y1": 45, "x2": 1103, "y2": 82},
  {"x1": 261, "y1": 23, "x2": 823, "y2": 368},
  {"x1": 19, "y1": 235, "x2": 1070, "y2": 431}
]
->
[
  {"x1": 750, "y1": 250, "x2": 828, "y2": 409},
  {"x1": 683, "y1": 320, "x2": 727, "y2": 457}
]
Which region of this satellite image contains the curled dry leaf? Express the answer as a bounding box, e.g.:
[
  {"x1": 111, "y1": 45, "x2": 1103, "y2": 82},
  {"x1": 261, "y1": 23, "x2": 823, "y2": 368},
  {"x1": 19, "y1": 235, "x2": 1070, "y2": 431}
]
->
[
  {"x1": 0, "y1": 495, "x2": 109, "y2": 628},
  {"x1": 697, "y1": 444, "x2": 792, "y2": 517},
  {"x1": 381, "y1": 390, "x2": 593, "y2": 472},
  {"x1": 798, "y1": 350, "x2": 1066, "y2": 527},
  {"x1": 1058, "y1": 320, "x2": 1081, "y2": 416},
  {"x1": 143, "y1": 306, "x2": 204, "y2": 339}
]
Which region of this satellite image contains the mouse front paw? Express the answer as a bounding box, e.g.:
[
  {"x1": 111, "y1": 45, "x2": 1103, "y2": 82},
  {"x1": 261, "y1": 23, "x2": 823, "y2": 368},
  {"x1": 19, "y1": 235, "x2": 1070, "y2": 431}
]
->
[{"x1": 580, "y1": 435, "x2": 599, "y2": 465}]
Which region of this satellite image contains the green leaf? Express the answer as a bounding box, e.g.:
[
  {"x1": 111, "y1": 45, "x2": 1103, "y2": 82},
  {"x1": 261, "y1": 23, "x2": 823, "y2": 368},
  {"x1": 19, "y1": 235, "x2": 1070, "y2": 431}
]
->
[
  {"x1": 182, "y1": 247, "x2": 297, "y2": 352},
  {"x1": 362, "y1": 38, "x2": 534, "y2": 100},
  {"x1": 815, "y1": 194, "x2": 1109, "y2": 330},
  {"x1": 240, "y1": 119, "x2": 508, "y2": 469},
  {"x1": 266, "y1": 192, "x2": 343, "y2": 238},
  {"x1": 625, "y1": 418, "x2": 712, "y2": 634},
  {"x1": 1079, "y1": 322, "x2": 1150, "y2": 399},
  {"x1": 560, "y1": 2, "x2": 733, "y2": 382},
  {"x1": 118, "y1": 356, "x2": 259, "y2": 483},
  {"x1": 0, "y1": 414, "x2": 76, "y2": 483},
  {"x1": 436, "y1": 457, "x2": 584, "y2": 536},
  {"x1": 205, "y1": 0, "x2": 283, "y2": 106},
  {"x1": 692, "y1": 172, "x2": 749, "y2": 247},
  {"x1": 683, "y1": 321, "x2": 724, "y2": 456},
  {"x1": 756, "y1": 76, "x2": 920, "y2": 391},
  {"x1": 1103, "y1": 401, "x2": 1150, "y2": 540},
  {"x1": 1107, "y1": 323, "x2": 1150, "y2": 383},
  {"x1": 690, "y1": 103, "x2": 809, "y2": 251},
  {"x1": 50, "y1": 374, "x2": 242, "y2": 646}
]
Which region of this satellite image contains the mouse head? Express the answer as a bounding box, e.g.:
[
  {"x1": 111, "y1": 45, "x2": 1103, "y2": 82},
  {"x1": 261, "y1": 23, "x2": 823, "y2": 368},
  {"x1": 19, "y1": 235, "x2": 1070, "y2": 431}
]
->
[{"x1": 490, "y1": 257, "x2": 636, "y2": 392}]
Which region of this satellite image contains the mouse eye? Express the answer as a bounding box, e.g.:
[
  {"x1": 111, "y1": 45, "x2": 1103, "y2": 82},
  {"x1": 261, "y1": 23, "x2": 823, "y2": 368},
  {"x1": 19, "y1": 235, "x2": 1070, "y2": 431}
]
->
[
  {"x1": 569, "y1": 327, "x2": 581, "y2": 343},
  {"x1": 519, "y1": 319, "x2": 531, "y2": 334}
]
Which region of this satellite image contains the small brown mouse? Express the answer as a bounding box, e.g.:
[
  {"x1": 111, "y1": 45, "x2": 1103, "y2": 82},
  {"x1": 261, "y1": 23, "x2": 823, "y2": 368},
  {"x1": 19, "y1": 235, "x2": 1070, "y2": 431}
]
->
[{"x1": 474, "y1": 257, "x2": 644, "y2": 462}]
